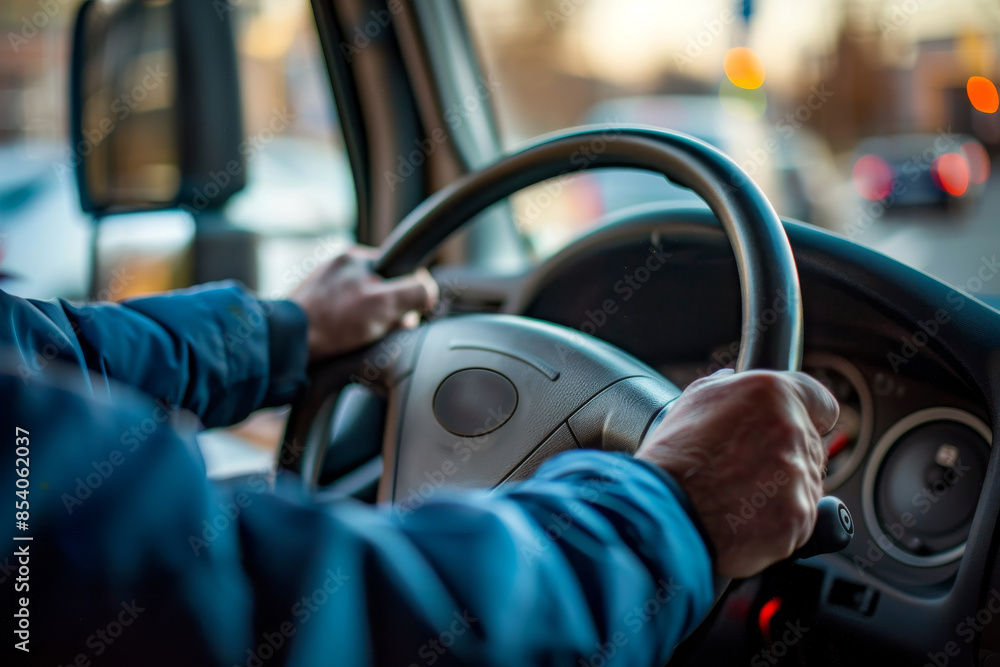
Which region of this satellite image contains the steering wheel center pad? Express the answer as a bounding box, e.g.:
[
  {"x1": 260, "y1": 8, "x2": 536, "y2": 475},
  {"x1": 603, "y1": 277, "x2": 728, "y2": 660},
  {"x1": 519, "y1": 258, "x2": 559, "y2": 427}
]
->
[{"x1": 385, "y1": 314, "x2": 681, "y2": 500}]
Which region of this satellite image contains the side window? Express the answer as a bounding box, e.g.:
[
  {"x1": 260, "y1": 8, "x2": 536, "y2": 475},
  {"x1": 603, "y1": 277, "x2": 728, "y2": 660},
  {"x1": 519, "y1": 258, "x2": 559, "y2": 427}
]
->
[
  {"x1": 0, "y1": 1, "x2": 91, "y2": 299},
  {"x1": 0, "y1": 0, "x2": 356, "y2": 300},
  {"x1": 225, "y1": 0, "x2": 357, "y2": 297}
]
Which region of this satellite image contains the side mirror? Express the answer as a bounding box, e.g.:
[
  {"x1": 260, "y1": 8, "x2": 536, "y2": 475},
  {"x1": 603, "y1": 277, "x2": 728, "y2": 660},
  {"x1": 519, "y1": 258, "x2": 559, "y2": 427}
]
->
[{"x1": 70, "y1": 0, "x2": 246, "y2": 215}]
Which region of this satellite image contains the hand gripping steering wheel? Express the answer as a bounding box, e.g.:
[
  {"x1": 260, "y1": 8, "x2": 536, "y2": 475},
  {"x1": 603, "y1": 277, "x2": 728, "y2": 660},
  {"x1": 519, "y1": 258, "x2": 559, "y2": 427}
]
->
[{"x1": 278, "y1": 126, "x2": 853, "y2": 561}]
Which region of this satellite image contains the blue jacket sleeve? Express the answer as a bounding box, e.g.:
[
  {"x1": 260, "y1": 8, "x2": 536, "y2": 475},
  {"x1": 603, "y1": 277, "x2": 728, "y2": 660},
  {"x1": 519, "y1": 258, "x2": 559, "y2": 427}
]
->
[
  {"x1": 0, "y1": 282, "x2": 308, "y2": 427},
  {"x1": 2, "y1": 368, "x2": 715, "y2": 667}
]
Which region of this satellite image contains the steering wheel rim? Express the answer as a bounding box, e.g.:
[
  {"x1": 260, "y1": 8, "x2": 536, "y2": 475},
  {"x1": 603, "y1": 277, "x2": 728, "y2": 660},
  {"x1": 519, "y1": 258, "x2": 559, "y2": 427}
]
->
[
  {"x1": 375, "y1": 125, "x2": 802, "y2": 372},
  {"x1": 280, "y1": 125, "x2": 804, "y2": 498}
]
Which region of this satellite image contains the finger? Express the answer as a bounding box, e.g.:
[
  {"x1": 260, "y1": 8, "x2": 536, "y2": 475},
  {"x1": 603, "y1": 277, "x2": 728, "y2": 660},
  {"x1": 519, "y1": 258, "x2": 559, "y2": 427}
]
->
[
  {"x1": 350, "y1": 245, "x2": 382, "y2": 271},
  {"x1": 382, "y1": 270, "x2": 438, "y2": 314},
  {"x1": 799, "y1": 422, "x2": 829, "y2": 474},
  {"x1": 333, "y1": 249, "x2": 376, "y2": 280},
  {"x1": 400, "y1": 310, "x2": 420, "y2": 329},
  {"x1": 350, "y1": 245, "x2": 380, "y2": 260},
  {"x1": 688, "y1": 367, "x2": 734, "y2": 389},
  {"x1": 784, "y1": 436, "x2": 825, "y2": 497},
  {"x1": 807, "y1": 448, "x2": 826, "y2": 492},
  {"x1": 414, "y1": 268, "x2": 439, "y2": 310},
  {"x1": 785, "y1": 371, "x2": 840, "y2": 435}
]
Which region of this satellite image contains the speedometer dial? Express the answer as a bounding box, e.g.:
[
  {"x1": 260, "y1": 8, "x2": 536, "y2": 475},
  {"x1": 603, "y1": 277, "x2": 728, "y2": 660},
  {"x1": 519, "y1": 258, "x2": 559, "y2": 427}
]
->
[
  {"x1": 861, "y1": 407, "x2": 991, "y2": 567},
  {"x1": 803, "y1": 354, "x2": 874, "y2": 491}
]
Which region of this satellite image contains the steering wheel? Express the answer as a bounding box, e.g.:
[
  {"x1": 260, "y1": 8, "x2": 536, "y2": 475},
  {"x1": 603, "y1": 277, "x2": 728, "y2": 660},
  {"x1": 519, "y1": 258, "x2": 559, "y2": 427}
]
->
[{"x1": 278, "y1": 126, "x2": 851, "y2": 559}]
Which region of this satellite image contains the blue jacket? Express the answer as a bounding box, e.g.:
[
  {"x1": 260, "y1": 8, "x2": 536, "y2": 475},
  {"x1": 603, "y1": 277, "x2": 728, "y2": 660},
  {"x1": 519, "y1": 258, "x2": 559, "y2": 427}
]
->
[{"x1": 0, "y1": 283, "x2": 714, "y2": 666}]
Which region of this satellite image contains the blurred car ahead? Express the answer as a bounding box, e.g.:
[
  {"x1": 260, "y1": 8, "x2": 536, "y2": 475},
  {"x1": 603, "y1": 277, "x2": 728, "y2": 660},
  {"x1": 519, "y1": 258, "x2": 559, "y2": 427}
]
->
[{"x1": 851, "y1": 133, "x2": 990, "y2": 214}]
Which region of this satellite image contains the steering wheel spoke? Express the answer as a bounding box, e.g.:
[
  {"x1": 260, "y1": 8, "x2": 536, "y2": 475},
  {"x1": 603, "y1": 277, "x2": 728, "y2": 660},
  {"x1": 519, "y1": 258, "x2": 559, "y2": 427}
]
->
[
  {"x1": 387, "y1": 315, "x2": 680, "y2": 502},
  {"x1": 282, "y1": 314, "x2": 682, "y2": 501}
]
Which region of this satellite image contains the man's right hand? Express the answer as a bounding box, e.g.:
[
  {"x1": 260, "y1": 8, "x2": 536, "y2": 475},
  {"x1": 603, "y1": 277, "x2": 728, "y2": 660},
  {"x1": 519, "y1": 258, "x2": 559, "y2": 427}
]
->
[
  {"x1": 289, "y1": 245, "x2": 438, "y2": 361},
  {"x1": 636, "y1": 369, "x2": 839, "y2": 579}
]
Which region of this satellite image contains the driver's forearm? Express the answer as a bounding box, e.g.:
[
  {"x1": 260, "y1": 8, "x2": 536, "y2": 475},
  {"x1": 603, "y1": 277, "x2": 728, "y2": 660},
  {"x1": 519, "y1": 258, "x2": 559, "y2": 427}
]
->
[
  {"x1": 432, "y1": 450, "x2": 716, "y2": 664},
  {"x1": 238, "y1": 450, "x2": 716, "y2": 666},
  {"x1": 0, "y1": 282, "x2": 309, "y2": 427},
  {"x1": 10, "y1": 360, "x2": 714, "y2": 666}
]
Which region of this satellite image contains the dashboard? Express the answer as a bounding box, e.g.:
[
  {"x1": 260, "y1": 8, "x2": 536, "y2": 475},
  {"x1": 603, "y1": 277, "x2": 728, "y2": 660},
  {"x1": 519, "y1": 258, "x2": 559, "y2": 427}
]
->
[
  {"x1": 652, "y1": 352, "x2": 990, "y2": 582},
  {"x1": 494, "y1": 203, "x2": 1000, "y2": 665}
]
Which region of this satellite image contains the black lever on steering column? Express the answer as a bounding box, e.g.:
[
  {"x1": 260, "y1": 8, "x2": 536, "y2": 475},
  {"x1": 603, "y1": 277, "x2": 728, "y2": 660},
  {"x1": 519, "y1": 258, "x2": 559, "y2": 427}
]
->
[
  {"x1": 711, "y1": 496, "x2": 854, "y2": 600},
  {"x1": 791, "y1": 495, "x2": 854, "y2": 560}
]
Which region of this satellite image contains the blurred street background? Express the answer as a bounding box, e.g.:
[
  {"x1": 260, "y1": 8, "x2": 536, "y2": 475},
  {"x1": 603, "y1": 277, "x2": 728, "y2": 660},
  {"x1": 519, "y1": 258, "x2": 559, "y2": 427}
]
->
[
  {"x1": 1, "y1": 0, "x2": 999, "y2": 296},
  {"x1": 460, "y1": 0, "x2": 1000, "y2": 291}
]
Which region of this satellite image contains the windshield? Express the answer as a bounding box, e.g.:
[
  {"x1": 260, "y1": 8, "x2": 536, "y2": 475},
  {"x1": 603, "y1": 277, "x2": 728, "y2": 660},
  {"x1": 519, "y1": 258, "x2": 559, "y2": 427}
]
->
[{"x1": 462, "y1": 0, "x2": 1000, "y2": 296}]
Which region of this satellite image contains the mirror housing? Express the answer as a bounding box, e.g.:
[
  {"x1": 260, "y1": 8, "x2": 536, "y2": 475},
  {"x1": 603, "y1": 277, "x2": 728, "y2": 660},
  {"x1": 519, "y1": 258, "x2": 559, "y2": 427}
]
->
[{"x1": 70, "y1": 0, "x2": 246, "y2": 216}]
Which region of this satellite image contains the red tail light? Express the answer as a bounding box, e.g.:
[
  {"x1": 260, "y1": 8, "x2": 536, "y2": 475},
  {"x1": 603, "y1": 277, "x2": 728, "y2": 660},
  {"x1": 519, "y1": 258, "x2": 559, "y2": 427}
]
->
[
  {"x1": 853, "y1": 154, "x2": 895, "y2": 201},
  {"x1": 930, "y1": 153, "x2": 970, "y2": 196}
]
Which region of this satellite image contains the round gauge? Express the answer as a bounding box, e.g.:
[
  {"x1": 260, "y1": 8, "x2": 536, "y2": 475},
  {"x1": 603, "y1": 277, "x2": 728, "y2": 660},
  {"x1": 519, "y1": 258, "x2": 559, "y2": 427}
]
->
[
  {"x1": 804, "y1": 354, "x2": 874, "y2": 491},
  {"x1": 862, "y1": 407, "x2": 991, "y2": 567}
]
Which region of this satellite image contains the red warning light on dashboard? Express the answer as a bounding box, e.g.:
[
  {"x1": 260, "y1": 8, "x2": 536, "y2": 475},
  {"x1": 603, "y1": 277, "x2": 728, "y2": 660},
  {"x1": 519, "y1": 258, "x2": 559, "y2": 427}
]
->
[{"x1": 758, "y1": 596, "x2": 782, "y2": 643}]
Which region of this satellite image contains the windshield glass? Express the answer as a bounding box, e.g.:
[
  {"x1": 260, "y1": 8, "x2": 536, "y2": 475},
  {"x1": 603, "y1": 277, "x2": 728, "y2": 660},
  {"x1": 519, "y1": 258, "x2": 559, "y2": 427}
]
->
[{"x1": 462, "y1": 0, "x2": 1000, "y2": 295}]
